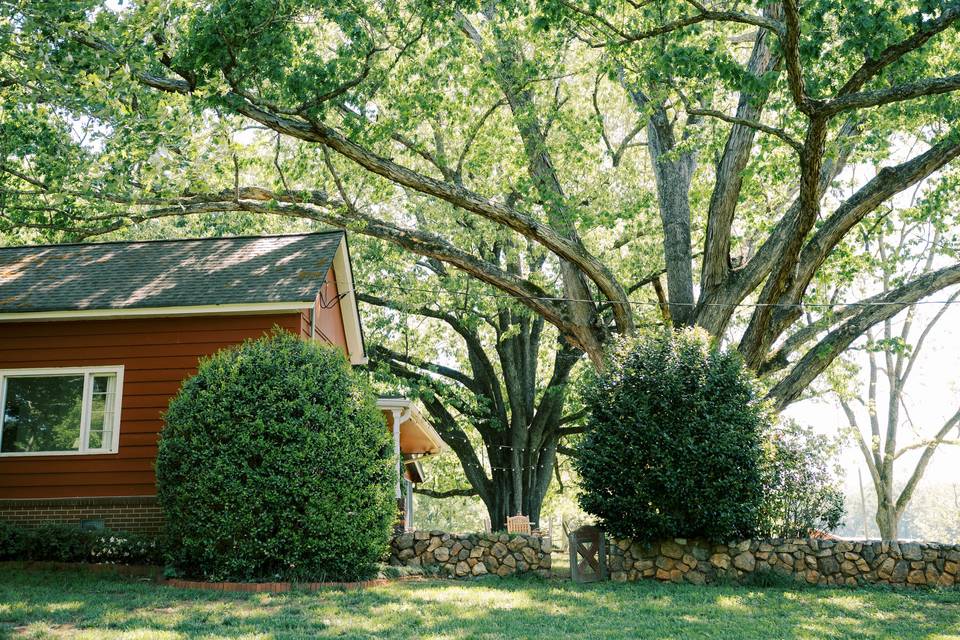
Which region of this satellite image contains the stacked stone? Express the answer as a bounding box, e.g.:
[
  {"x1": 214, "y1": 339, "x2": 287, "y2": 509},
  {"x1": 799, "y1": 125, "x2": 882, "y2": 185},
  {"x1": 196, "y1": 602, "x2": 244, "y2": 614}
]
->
[
  {"x1": 608, "y1": 537, "x2": 960, "y2": 588},
  {"x1": 389, "y1": 530, "x2": 551, "y2": 578}
]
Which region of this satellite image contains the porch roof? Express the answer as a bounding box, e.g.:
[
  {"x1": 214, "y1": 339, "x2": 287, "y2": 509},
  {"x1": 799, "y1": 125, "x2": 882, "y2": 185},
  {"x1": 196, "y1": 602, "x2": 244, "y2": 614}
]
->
[{"x1": 377, "y1": 398, "x2": 446, "y2": 457}]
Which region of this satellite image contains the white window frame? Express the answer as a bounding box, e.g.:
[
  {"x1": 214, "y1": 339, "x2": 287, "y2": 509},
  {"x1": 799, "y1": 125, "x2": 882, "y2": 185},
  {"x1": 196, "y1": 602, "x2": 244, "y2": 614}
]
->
[{"x1": 0, "y1": 366, "x2": 124, "y2": 457}]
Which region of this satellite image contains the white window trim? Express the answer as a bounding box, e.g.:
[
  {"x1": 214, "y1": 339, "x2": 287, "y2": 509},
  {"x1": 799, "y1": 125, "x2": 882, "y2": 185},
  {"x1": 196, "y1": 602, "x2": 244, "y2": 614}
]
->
[{"x1": 0, "y1": 365, "x2": 124, "y2": 457}]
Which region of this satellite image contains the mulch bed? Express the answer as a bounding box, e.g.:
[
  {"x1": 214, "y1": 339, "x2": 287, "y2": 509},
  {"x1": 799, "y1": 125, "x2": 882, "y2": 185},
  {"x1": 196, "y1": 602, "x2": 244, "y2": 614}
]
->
[
  {"x1": 0, "y1": 560, "x2": 163, "y2": 579},
  {"x1": 1, "y1": 560, "x2": 423, "y2": 592}
]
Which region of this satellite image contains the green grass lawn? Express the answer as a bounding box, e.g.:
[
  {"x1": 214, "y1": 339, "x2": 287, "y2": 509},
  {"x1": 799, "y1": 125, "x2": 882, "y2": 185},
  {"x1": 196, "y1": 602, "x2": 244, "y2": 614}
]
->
[{"x1": 1, "y1": 567, "x2": 958, "y2": 640}]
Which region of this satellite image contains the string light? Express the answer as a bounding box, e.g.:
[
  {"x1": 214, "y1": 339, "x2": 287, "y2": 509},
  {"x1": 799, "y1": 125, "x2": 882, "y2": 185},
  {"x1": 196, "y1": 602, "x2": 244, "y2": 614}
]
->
[
  {"x1": 462, "y1": 461, "x2": 553, "y2": 471},
  {"x1": 358, "y1": 280, "x2": 960, "y2": 473},
  {"x1": 353, "y1": 283, "x2": 960, "y2": 310}
]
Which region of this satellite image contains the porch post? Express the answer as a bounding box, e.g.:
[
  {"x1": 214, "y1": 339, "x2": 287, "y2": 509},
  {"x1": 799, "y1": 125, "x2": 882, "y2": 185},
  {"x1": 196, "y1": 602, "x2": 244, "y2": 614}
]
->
[
  {"x1": 405, "y1": 478, "x2": 414, "y2": 530},
  {"x1": 390, "y1": 409, "x2": 402, "y2": 500}
]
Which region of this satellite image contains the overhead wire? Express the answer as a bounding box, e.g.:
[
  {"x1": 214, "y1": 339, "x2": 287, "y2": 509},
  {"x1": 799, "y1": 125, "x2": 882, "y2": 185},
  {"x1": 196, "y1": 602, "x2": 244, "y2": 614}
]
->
[{"x1": 353, "y1": 283, "x2": 960, "y2": 310}]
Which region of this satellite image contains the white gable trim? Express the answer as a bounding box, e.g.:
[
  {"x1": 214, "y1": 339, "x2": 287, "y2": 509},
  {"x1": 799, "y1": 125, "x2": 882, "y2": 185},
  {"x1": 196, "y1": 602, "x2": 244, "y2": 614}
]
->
[{"x1": 332, "y1": 235, "x2": 368, "y2": 366}]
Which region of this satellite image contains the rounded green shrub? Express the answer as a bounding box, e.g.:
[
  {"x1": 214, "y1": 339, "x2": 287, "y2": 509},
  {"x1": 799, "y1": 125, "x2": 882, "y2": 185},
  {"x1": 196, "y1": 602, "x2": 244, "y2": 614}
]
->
[
  {"x1": 575, "y1": 329, "x2": 772, "y2": 542},
  {"x1": 157, "y1": 331, "x2": 396, "y2": 582}
]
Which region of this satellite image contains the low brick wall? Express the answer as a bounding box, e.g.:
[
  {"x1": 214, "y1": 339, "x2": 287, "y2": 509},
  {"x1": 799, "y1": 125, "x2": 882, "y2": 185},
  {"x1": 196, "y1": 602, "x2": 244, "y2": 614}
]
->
[
  {"x1": 388, "y1": 530, "x2": 550, "y2": 578},
  {"x1": 609, "y1": 537, "x2": 960, "y2": 588},
  {"x1": 0, "y1": 497, "x2": 163, "y2": 534}
]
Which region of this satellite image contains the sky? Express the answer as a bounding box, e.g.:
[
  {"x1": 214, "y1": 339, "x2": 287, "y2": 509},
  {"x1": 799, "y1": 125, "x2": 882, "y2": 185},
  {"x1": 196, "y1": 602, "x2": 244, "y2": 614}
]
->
[
  {"x1": 781, "y1": 146, "x2": 960, "y2": 499},
  {"x1": 785, "y1": 283, "x2": 960, "y2": 493}
]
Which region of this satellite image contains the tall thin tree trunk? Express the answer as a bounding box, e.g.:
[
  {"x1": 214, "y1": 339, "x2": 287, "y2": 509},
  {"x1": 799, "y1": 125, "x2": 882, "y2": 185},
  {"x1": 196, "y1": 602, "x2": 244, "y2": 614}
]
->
[{"x1": 876, "y1": 506, "x2": 899, "y2": 541}]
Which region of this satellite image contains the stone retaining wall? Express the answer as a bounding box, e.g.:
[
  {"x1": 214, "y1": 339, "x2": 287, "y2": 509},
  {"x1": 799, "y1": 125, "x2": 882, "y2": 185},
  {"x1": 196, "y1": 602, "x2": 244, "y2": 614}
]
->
[
  {"x1": 388, "y1": 530, "x2": 550, "y2": 578},
  {"x1": 609, "y1": 537, "x2": 960, "y2": 588}
]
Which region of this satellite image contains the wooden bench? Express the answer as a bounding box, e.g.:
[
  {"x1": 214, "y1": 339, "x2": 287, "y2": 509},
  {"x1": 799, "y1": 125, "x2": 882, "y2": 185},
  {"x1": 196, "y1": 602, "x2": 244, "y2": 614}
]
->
[{"x1": 505, "y1": 514, "x2": 532, "y2": 535}]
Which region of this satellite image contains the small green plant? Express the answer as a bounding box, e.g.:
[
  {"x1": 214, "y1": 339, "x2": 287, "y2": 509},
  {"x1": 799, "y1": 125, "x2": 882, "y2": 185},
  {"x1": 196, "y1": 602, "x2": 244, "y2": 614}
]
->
[
  {"x1": 157, "y1": 330, "x2": 397, "y2": 582},
  {"x1": 759, "y1": 420, "x2": 845, "y2": 538},
  {"x1": 575, "y1": 329, "x2": 772, "y2": 542},
  {"x1": 0, "y1": 521, "x2": 28, "y2": 561},
  {"x1": 24, "y1": 524, "x2": 98, "y2": 562},
  {"x1": 90, "y1": 531, "x2": 163, "y2": 565}
]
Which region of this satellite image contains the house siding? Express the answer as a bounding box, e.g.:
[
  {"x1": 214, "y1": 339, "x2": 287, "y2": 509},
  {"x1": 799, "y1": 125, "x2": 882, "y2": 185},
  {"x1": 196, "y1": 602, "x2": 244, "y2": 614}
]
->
[
  {"x1": 0, "y1": 272, "x2": 351, "y2": 533},
  {"x1": 0, "y1": 313, "x2": 305, "y2": 501}
]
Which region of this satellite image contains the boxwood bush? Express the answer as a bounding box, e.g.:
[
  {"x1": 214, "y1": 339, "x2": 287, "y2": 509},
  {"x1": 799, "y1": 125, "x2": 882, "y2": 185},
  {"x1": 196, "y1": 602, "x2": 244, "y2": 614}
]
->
[
  {"x1": 156, "y1": 331, "x2": 396, "y2": 582},
  {"x1": 575, "y1": 329, "x2": 772, "y2": 542}
]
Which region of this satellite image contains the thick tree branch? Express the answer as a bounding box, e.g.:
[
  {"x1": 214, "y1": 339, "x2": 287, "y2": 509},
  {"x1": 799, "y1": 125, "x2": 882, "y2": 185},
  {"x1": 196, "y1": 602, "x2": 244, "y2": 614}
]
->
[
  {"x1": 685, "y1": 106, "x2": 801, "y2": 152},
  {"x1": 457, "y1": 11, "x2": 635, "y2": 339},
  {"x1": 368, "y1": 344, "x2": 480, "y2": 394},
  {"x1": 767, "y1": 262, "x2": 960, "y2": 409},
  {"x1": 738, "y1": 116, "x2": 830, "y2": 369},
  {"x1": 558, "y1": 409, "x2": 587, "y2": 426},
  {"x1": 760, "y1": 304, "x2": 861, "y2": 375},
  {"x1": 622, "y1": 79, "x2": 696, "y2": 326},
  {"x1": 793, "y1": 137, "x2": 960, "y2": 302},
  {"x1": 70, "y1": 32, "x2": 633, "y2": 336},
  {"x1": 374, "y1": 354, "x2": 492, "y2": 496},
  {"x1": 895, "y1": 405, "x2": 960, "y2": 513},
  {"x1": 58, "y1": 180, "x2": 578, "y2": 336},
  {"x1": 782, "y1": 0, "x2": 813, "y2": 112},
  {"x1": 358, "y1": 291, "x2": 507, "y2": 421},
  {"x1": 751, "y1": 139, "x2": 960, "y2": 353},
  {"x1": 824, "y1": 74, "x2": 960, "y2": 115},
  {"x1": 835, "y1": 3, "x2": 960, "y2": 98},
  {"x1": 700, "y1": 8, "x2": 784, "y2": 301},
  {"x1": 560, "y1": 0, "x2": 784, "y2": 44},
  {"x1": 413, "y1": 487, "x2": 479, "y2": 498}
]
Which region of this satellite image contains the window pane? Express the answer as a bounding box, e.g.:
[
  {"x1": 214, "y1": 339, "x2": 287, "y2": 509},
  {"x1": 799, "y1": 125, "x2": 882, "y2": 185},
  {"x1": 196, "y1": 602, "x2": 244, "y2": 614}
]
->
[
  {"x1": 87, "y1": 374, "x2": 116, "y2": 451},
  {"x1": 1, "y1": 376, "x2": 84, "y2": 453}
]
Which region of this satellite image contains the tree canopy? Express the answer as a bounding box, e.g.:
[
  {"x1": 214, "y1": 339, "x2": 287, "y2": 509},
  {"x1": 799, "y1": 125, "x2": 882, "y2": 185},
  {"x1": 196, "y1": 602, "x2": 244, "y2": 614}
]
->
[{"x1": 3, "y1": 1, "x2": 959, "y2": 406}]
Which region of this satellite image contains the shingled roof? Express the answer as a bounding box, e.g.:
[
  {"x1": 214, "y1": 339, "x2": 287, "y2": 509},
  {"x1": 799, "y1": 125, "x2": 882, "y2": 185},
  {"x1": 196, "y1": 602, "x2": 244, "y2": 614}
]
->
[{"x1": 0, "y1": 231, "x2": 345, "y2": 314}]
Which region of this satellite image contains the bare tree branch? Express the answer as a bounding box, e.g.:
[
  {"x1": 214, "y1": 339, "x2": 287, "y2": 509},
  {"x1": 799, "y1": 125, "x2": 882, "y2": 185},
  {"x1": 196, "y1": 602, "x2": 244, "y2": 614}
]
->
[
  {"x1": 895, "y1": 406, "x2": 960, "y2": 513},
  {"x1": 824, "y1": 74, "x2": 960, "y2": 115},
  {"x1": 685, "y1": 105, "x2": 801, "y2": 152}
]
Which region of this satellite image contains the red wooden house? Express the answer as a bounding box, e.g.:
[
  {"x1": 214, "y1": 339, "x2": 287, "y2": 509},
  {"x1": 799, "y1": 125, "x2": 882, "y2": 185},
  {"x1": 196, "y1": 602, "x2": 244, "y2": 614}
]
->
[{"x1": 0, "y1": 231, "x2": 443, "y2": 533}]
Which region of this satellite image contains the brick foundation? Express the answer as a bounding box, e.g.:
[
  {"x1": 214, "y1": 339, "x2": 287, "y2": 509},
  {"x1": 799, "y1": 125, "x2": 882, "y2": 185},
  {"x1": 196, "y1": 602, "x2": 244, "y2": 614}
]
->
[{"x1": 0, "y1": 497, "x2": 163, "y2": 534}]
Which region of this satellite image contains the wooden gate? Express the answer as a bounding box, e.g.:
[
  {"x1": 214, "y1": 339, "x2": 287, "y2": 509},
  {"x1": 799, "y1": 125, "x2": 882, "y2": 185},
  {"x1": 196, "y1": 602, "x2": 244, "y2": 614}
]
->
[{"x1": 568, "y1": 525, "x2": 607, "y2": 583}]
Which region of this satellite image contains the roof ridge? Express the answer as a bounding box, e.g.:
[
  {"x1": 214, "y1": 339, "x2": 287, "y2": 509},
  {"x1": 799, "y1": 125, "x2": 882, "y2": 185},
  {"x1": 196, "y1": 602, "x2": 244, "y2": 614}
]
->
[{"x1": 0, "y1": 229, "x2": 344, "y2": 252}]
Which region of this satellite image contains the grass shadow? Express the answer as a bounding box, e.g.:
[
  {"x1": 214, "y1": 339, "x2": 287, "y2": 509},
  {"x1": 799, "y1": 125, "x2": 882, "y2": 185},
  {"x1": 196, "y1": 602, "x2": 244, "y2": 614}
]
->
[{"x1": 1, "y1": 567, "x2": 958, "y2": 639}]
